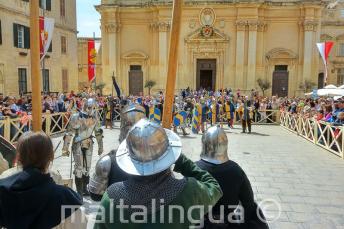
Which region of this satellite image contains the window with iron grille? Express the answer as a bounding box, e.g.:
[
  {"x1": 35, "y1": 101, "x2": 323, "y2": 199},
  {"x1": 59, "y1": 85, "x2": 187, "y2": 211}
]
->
[
  {"x1": 338, "y1": 43, "x2": 344, "y2": 57},
  {"x1": 42, "y1": 69, "x2": 50, "y2": 93},
  {"x1": 337, "y1": 69, "x2": 344, "y2": 85},
  {"x1": 61, "y1": 36, "x2": 67, "y2": 54},
  {"x1": 62, "y1": 69, "x2": 68, "y2": 92},
  {"x1": 60, "y1": 0, "x2": 66, "y2": 17},
  {"x1": 18, "y1": 68, "x2": 27, "y2": 95}
]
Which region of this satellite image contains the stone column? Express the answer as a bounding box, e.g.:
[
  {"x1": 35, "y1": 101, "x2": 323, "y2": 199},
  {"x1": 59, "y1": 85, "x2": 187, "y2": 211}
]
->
[
  {"x1": 302, "y1": 20, "x2": 317, "y2": 82},
  {"x1": 247, "y1": 21, "x2": 258, "y2": 90},
  {"x1": 235, "y1": 20, "x2": 247, "y2": 90},
  {"x1": 103, "y1": 23, "x2": 120, "y2": 94},
  {"x1": 154, "y1": 22, "x2": 170, "y2": 90},
  {"x1": 256, "y1": 21, "x2": 267, "y2": 83}
]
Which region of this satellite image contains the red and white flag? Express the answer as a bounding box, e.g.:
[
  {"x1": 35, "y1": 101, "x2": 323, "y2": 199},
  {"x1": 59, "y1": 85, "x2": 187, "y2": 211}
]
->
[
  {"x1": 39, "y1": 16, "x2": 54, "y2": 61},
  {"x1": 317, "y1": 41, "x2": 334, "y2": 85}
]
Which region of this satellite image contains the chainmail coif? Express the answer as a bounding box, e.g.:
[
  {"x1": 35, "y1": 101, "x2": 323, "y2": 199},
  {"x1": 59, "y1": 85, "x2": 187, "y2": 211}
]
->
[{"x1": 107, "y1": 169, "x2": 187, "y2": 215}]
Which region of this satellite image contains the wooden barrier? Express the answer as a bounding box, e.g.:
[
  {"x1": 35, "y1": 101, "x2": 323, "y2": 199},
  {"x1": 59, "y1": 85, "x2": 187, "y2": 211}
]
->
[
  {"x1": 0, "y1": 109, "x2": 107, "y2": 144},
  {"x1": 280, "y1": 111, "x2": 344, "y2": 159}
]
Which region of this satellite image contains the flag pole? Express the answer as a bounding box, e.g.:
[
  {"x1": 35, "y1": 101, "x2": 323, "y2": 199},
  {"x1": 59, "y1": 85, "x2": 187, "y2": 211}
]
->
[
  {"x1": 162, "y1": 0, "x2": 183, "y2": 129},
  {"x1": 30, "y1": 0, "x2": 42, "y2": 132},
  {"x1": 112, "y1": 71, "x2": 114, "y2": 97},
  {"x1": 42, "y1": 4, "x2": 46, "y2": 94},
  {"x1": 93, "y1": 32, "x2": 97, "y2": 93}
]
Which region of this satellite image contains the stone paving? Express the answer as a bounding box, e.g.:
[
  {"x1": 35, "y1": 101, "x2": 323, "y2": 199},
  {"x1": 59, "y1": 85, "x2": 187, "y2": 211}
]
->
[{"x1": 51, "y1": 124, "x2": 344, "y2": 229}]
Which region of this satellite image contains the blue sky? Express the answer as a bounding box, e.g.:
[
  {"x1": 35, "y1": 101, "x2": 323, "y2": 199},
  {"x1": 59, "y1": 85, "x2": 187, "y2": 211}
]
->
[{"x1": 76, "y1": 0, "x2": 101, "y2": 37}]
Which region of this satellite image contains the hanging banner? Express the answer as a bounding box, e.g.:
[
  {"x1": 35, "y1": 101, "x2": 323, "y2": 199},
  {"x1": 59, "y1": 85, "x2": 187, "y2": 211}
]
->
[
  {"x1": 88, "y1": 39, "x2": 96, "y2": 82},
  {"x1": 317, "y1": 41, "x2": 334, "y2": 85},
  {"x1": 39, "y1": 16, "x2": 54, "y2": 61}
]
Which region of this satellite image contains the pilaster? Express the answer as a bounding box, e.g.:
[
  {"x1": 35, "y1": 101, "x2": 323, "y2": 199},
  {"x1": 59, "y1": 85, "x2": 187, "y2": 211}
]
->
[{"x1": 235, "y1": 20, "x2": 247, "y2": 90}]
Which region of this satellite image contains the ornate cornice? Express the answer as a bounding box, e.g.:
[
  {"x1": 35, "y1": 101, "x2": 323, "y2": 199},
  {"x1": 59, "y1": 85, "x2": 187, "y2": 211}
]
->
[
  {"x1": 300, "y1": 20, "x2": 319, "y2": 32},
  {"x1": 322, "y1": 21, "x2": 344, "y2": 26},
  {"x1": 236, "y1": 20, "x2": 267, "y2": 32},
  {"x1": 103, "y1": 23, "x2": 121, "y2": 33},
  {"x1": 235, "y1": 20, "x2": 247, "y2": 31},
  {"x1": 150, "y1": 21, "x2": 171, "y2": 32},
  {"x1": 248, "y1": 20, "x2": 258, "y2": 31}
]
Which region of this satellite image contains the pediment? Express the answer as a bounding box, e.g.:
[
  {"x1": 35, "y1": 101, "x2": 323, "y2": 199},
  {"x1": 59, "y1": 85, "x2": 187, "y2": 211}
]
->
[
  {"x1": 320, "y1": 33, "x2": 334, "y2": 41},
  {"x1": 336, "y1": 34, "x2": 344, "y2": 40},
  {"x1": 266, "y1": 48, "x2": 298, "y2": 60},
  {"x1": 185, "y1": 27, "x2": 229, "y2": 43},
  {"x1": 122, "y1": 51, "x2": 149, "y2": 60}
]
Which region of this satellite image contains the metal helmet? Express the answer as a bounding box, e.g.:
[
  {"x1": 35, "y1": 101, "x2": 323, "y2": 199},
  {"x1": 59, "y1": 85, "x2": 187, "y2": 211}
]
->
[
  {"x1": 69, "y1": 113, "x2": 81, "y2": 130},
  {"x1": 119, "y1": 104, "x2": 146, "y2": 142},
  {"x1": 201, "y1": 126, "x2": 229, "y2": 164},
  {"x1": 83, "y1": 98, "x2": 96, "y2": 115},
  {"x1": 116, "y1": 119, "x2": 182, "y2": 176}
]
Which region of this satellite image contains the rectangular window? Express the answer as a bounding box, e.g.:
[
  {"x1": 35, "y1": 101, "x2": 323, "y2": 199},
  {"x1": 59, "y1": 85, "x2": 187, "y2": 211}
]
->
[
  {"x1": 0, "y1": 20, "x2": 2, "y2": 45},
  {"x1": 338, "y1": 43, "x2": 344, "y2": 57},
  {"x1": 48, "y1": 42, "x2": 52, "y2": 52},
  {"x1": 39, "y1": 0, "x2": 51, "y2": 11},
  {"x1": 275, "y1": 65, "x2": 288, "y2": 71},
  {"x1": 130, "y1": 65, "x2": 142, "y2": 71},
  {"x1": 18, "y1": 68, "x2": 27, "y2": 95},
  {"x1": 18, "y1": 25, "x2": 24, "y2": 48},
  {"x1": 337, "y1": 69, "x2": 344, "y2": 85},
  {"x1": 42, "y1": 69, "x2": 50, "y2": 93},
  {"x1": 60, "y1": 0, "x2": 65, "y2": 17},
  {"x1": 62, "y1": 69, "x2": 68, "y2": 92},
  {"x1": 61, "y1": 36, "x2": 67, "y2": 54},
  {"x1": 13, "y1": 23, "x2": 30, "y2": 49}
]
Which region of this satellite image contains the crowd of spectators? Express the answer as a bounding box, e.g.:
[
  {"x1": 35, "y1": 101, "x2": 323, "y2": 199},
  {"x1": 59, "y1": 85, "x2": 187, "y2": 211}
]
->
[{"x1": 281, "y1": 97, "x2": 344, "y2": 126}]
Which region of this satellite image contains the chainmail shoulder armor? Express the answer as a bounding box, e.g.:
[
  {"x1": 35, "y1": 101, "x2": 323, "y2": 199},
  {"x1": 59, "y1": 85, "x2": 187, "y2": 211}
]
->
[{"x1": 107, "y1": 170, "x2": 187, "y2": 215}]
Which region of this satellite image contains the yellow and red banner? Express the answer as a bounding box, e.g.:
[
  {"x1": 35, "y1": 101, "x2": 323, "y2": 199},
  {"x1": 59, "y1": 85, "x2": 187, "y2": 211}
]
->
[
  {"x1": 39, "y1": 16, "x2": 54, "y2": 61},
  {"x1": 88, "y1": 39, "x2": 96, "y2": 82}
]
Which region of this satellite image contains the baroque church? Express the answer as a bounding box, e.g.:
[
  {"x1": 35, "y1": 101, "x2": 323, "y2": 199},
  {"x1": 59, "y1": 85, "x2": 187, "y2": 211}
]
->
[{"x1": 96, "y1": 0, "x2": 344, "y2": 97}]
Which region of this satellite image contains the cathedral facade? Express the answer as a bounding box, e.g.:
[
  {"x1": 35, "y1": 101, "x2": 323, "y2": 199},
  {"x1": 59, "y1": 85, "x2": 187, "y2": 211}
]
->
[{"x1": 97, "y1": 0, "x2": 344, "y2": 97}]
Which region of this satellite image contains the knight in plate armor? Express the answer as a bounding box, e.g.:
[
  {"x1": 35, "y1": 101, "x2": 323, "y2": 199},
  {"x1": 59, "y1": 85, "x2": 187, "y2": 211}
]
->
[
  {"x1": 88, "y1": 104, "x2": 146, "y2": 201},
  {"x1": 62, "y1": 98, "x2": 104, "y2": 198}
]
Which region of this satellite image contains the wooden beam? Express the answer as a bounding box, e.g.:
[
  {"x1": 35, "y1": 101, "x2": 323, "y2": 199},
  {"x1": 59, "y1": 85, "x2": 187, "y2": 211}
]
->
[
  {"x1": 162, "y1": 0, "x2": 183, "y2": 129},
  {"x1": 30, "y1": 0, "x2": 42, "y2": 131}
]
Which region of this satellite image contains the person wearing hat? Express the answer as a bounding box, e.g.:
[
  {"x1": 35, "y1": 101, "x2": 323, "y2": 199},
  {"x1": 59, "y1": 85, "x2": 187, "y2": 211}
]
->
[
  {"x1": 93, "y1": 119, "x2": 222, "y2": 229},
  {"x1": 196, "y1": 126, "x2": 268, "y2": 229},
  {"x1": 88, "y1": 104, "x2": 147, "y2": 201}
]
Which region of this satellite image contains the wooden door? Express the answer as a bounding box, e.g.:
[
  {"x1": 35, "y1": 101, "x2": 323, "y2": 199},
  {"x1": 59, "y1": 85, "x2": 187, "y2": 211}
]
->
[
  {"x1": 272, "y1": 71, "x2": 289, "y2": 97},
  {"x1": 196, "y1": 59, "x2": 216, "y2": 91},
  {"x1": 129, "y1": 70, "x2": 143, "y2": 96}
]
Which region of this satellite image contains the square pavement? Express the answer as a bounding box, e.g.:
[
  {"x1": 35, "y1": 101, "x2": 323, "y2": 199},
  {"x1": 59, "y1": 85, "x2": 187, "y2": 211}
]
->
[{"x1": 51, "y1": 124, "x2": 344, "y2": 229}]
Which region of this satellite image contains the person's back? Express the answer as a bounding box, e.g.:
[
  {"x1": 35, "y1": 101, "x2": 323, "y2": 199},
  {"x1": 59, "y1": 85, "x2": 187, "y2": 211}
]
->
[
  {"x1": 196, "y1": 126, "x2": 268, "y2": 229},
  {"x1": 93, "y1": 120, "x2": 222, "y2": 229},
  {"x1": 0, "y1": 168, "x2": 82, "y2": 229},
  {"x1": 196, "y1": 160, "x2": 255, "y2": 222},
  {"x1": 0, "y1": 132, "x2": 85, "y2": 229}
]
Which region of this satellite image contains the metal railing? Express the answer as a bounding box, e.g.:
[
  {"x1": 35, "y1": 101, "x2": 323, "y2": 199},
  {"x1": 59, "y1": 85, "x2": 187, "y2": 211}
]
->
[{"x1": 280, "y1": 111, "x2": 344, "y2": 159}]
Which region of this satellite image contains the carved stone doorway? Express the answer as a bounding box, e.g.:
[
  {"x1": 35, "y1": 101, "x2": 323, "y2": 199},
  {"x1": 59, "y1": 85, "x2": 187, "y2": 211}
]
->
[
  {"x1": 128, "y1": 65, "x2": 143, "y2": 95},
  {"x1": 272, "y1": 65, "x2": 289, "y2": 97},
  {"x1": 197, "y1": 59, "x2": 216, "y2": 91}
]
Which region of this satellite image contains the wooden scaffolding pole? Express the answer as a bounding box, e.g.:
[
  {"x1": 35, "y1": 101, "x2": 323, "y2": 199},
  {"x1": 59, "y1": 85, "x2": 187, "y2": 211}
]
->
[
  {"x1": 162, "y1": 0, "x2": 183, "y2": 129},
  {"x1": 30, "y1": 0, "x2": 42, "y2": 131}
]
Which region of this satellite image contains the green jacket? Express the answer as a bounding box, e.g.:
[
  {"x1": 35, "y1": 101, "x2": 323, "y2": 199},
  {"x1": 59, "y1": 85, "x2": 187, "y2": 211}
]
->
[{"x1": 93, "y1": 154, "x2": 222, "y2": 229}]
